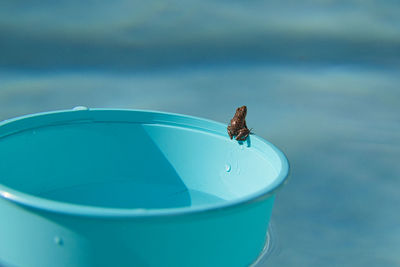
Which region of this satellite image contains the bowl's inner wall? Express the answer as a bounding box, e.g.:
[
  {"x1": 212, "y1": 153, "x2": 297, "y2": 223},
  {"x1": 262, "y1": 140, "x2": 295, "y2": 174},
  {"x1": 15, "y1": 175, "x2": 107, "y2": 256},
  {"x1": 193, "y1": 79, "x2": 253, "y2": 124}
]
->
[{"x1": 0, "y1": 118, "x2": 279, "y2": 209}]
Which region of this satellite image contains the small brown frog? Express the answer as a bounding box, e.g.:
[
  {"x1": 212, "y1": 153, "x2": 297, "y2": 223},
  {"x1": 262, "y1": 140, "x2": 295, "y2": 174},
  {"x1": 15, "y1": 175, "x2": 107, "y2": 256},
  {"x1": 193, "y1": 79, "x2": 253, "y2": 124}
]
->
[{"x1": 227, "y1": 105, "x2": 250, "y2": 141}]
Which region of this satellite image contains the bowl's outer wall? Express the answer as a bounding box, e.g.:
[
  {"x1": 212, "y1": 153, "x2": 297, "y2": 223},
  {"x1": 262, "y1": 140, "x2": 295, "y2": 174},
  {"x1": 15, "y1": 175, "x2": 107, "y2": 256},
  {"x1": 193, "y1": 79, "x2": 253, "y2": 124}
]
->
[
  {"x1": 0, "y1": 109, "x2": 287, "y2": 267},
  {"x1": 0, "y1": 194, "x2": 275, "y2": 267}
]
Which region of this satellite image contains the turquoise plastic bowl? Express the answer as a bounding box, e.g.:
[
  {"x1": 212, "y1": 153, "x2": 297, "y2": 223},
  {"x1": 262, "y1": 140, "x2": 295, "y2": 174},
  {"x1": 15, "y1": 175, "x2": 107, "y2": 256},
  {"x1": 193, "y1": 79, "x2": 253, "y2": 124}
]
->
[{"x1": 0, "y1": 109, "x2": 289, "y2": 267}]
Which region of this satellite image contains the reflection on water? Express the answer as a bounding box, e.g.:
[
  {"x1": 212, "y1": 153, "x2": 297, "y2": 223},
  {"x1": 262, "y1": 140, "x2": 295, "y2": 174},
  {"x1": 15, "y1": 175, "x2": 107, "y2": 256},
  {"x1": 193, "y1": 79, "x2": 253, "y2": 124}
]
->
[
  {"x1": 1, "y1": 0, "x2": 400, "y2": 266},
  {"x1": 252, "y1": 222, "x2": 279, "y2": 267}
]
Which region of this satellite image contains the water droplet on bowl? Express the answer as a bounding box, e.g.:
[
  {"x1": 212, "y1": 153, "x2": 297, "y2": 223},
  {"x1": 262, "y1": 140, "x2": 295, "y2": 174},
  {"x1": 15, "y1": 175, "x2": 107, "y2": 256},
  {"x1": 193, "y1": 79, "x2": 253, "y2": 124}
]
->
[
  {"x1": 72, "y1": 106, "x2": 88, "y2": 111},
  {"x1": 225, "y1": 164, "x2": 231, "y2": 172},
  {"x1": 54, "y1": 236, "x2": 63, "y2": 246}
]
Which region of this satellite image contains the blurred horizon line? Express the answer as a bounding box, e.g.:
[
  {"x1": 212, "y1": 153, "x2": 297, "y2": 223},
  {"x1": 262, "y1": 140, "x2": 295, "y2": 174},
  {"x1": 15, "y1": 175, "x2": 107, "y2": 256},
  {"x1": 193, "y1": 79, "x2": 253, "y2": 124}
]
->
[{"x1": 1, "y1": 29, "x2": 400, "y2": 71}]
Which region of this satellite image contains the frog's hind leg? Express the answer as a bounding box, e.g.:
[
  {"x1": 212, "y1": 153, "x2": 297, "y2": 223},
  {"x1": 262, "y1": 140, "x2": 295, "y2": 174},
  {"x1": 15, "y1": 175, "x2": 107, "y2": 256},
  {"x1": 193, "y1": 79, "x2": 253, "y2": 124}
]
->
[{"x1": 235, "y1": 128, "x2": 250, "y2": 141}]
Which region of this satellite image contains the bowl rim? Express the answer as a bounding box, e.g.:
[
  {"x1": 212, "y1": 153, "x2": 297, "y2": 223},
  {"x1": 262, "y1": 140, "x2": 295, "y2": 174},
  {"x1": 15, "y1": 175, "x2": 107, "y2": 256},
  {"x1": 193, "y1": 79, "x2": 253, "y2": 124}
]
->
[{"x1": 0, "y1": 108, "x2": 290, "y2": 218}]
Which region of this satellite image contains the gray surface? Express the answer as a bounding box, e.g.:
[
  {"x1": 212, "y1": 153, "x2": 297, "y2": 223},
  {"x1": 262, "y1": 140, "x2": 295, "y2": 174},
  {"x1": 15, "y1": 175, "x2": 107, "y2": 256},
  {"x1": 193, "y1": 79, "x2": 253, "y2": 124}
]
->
[{"x1": 1, "y1": 1, "x2": 400, "y2": 266}]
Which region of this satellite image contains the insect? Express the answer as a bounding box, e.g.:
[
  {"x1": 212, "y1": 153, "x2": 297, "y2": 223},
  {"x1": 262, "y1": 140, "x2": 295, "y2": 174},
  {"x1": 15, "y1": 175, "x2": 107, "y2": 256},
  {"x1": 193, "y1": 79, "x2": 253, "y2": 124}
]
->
[{"x1": 227, "y1": 106, "x2": 251, "y2": 141}]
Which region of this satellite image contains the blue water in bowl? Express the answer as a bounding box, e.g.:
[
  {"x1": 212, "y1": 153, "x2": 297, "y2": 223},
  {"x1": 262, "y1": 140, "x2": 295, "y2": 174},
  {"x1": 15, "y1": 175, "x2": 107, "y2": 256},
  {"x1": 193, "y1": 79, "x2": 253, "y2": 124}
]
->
[{"x1": 39, "y1": 183, "x2": 226, "y2": 209}]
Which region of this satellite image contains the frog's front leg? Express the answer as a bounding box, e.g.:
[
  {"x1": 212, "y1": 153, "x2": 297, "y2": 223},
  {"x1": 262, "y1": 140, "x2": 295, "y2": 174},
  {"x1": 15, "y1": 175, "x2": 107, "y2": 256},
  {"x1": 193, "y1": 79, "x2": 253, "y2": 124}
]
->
[
  {"x1": 227, "y1": 125, "x2": 234, "y2": 139},
  {"x1": 236, "y1": 128, "x2": 250, "y2": 141}
]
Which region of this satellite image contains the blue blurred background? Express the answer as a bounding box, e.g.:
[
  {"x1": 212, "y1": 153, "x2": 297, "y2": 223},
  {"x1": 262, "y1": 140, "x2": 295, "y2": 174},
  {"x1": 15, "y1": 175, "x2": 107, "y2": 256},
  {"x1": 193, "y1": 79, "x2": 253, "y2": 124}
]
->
[{"x1": 1, "y1": 1, "x2": 399, "y2": 266}]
